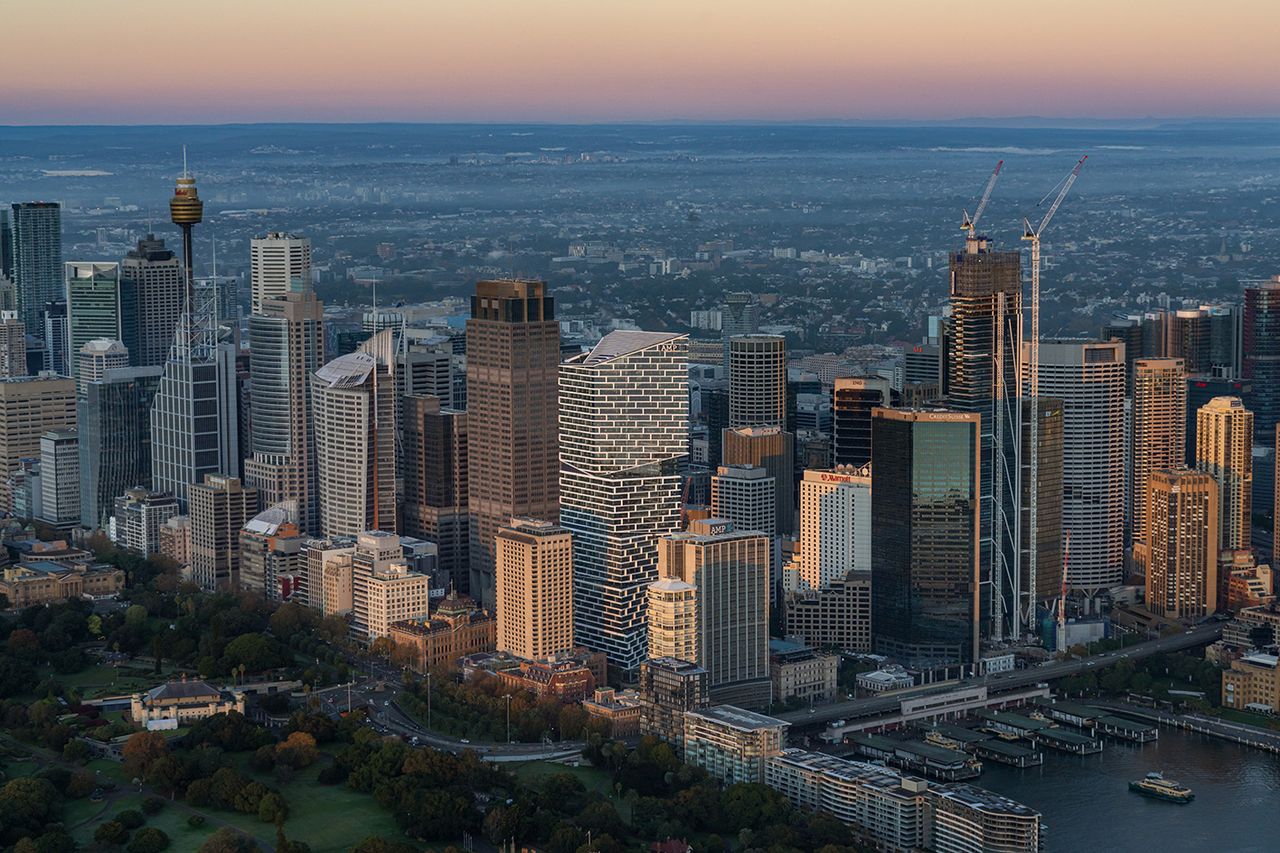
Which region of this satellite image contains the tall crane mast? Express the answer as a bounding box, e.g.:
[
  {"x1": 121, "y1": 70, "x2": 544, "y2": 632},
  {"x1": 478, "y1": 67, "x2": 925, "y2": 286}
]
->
[
  {"x1": 961, "y1": 160, "x2": 1004, "y2": 239},
  {"x1": 1023, "y1": 155, "x2": 1087, "y2": 627}
]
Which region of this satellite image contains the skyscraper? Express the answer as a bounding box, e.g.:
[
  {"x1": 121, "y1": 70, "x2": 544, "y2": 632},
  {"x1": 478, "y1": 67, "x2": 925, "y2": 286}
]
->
[
  {"x1": 710, "y1": 464, "x2": 776, "y2": 538},
  {"x1": 150, "y1": 161, "x2": 240, "y2": 509},
  {"x1": 1244, "y1": 276, "x2": 1280, "y2": 444},
  {"x1": 239, "y1": 503, "x2": 306, "y2": 601},
  {"x1": 1132, "y1": 358, "x2": 1187, "y2": 572},
  {"x1": 243, "y1": 288, "x2": 325, "y2": 533},
  {"x1": 10, "y1": 202, "x2": 62, "y2": 331},
  {"x1": 42, "y1": 301, "x2": 68, "y2": 376},
  {"x1": 729, "y1": 335, "x2": 786, "y2": 429},
  {"x1": 311, "y1": 344, "x2": 396, "y2": 539},
  {"x1": 0, "y1": 373, "x2": 75, "y2": 513},
  {"x1": 1196, "y1": 396, "x2": 1254, "y2": 551},
  {"x1": 0, "y1": 209, "x2": 12, "y2": 281},
  {"x1": 1186, "y1": 377, "x2": 1251, "y2": 467},
  {"x1": 650, "y1": 519, "x2": 771, "y2": 708},
  {"x1": 79, "y1": 366, "x2": 162, "y2": 529},
  {"x1": 561, "y1": 330, "x2": 687, "y2": 675},
  {"x1": 1145, "y1": 468, "x2": 1218, "y2": 620},
  {"x1": 466, "y1": 279, "x2": 560, "y2": 608},
  {"x1": 1031, "y1": 340, "x2": 1126, "y2": 591},
  {"x1": 871, "y1": 408, "x2": 981, "y2": 666},
  {"x1": 1020, "y1": 398, "x2": 1063, "y2": 603},
  {"x1": 796, "y1": 466, "x2": 872, "y2": 590},
  {"x1": 250, "y1": 233, "x2": 311, "y2": 315},
  {"x1": 948, "y1": 237, "x2": 1020, "y2": 640},
  {"x1": 495, "y1": 518, "x2": 574, "y2": 661},
  {"x1": 721, "y1": 291, "x2": 758, "y2": 370},
  {"x1": 119, "y1": 234, "x2": 182, "y2": 369},
  {"x1": 401, "y1": 394, "x2": 468, "y2": 592},
  {"x1": 0, "y1": 311, "x2": 26, "y2": 378},
  {"x1": 832, "y1": 376, "x2": 891, "y2": 468},
  {"x1": 189, "y1": 473, "x2": 259, "y2": 592},
  {"x1": 722, "y1": 426, "x2": 796, "y2": 536},
  {"x1": 65, "y1": 262, "x2": 122, "y2": 380},
  {"x1": 77, "y1": 339, "x2": 129, "y2": 399},
  {"x1": 38, "y1": 429, "x2": 80, "y2": 530}
]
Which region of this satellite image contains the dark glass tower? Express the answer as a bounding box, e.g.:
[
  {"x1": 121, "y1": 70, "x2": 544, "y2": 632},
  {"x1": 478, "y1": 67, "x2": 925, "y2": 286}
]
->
[
  {"x1": 10, "y1": 202, "x2": 62, "y2": 330},
  {"x1": 947, "y1": 237, "x2": 1021, "y2": 640},
  {"x1": 832, "y1": 375, "x2": 890, "y2": 469},
  {"x1": 78, "y1": 366, "x2": 163, "y2": 528},
  {"x1": 871, "y1": 408, "x2": 981, "y2": 667},
  {"x1": 1244, "y1": 277, "x2": 1280, "y2": 445}
]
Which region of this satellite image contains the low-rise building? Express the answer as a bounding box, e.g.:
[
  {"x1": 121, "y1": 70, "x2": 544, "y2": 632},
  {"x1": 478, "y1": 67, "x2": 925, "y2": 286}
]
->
[
  {"x1": 1222, "y1": 651, "x2": 1280, "y2": 714},
  {"x1": 157, "y1": 515, "x2": 190, "y2": 566},
  {"x1": 460, "y1": 648, "x2": 605, "y2": 703},
  {"x1": 770, "y1": 639, "x2": 838, "y2": 705},
  {"x1": 111, "y1": 490, "x2": 180, "y2": 558},
  {"x1": 931, "y1": 783, "x2": 1043, "y2": 853},
  {"x1": 857, "y1": 665, "x2": 916, "y2": 693},
  {"x1": 765, "y1": 749, "x2": 929, "y2": 852},
  {"x1": 130, "y1": 678, "x2": 245, "y2": 731},
  {"x1": 765, "y1": 749, "x2": 1043, "y2": 853},
  {"x1": 682, "y1": 705, "x2": 788, "y2": 785},
  {"x1": 784, "y1": 574, "x2": 871, "y2": 652},
  {"x1": 388, "y1": 591, "x2": 495, "y2": 673},
  {"x1": 0, "y1": 560, "x2": 124, "y2": 607},
  {"x1": 582, "y1": 687, "x2": 643, "y2": 737},
  {"x1": 1223, "y1": 603, "x2": 1280, "y2": 649},
  {"x1": 639, "y1": 657, "x2": 709, "y2": 749}
]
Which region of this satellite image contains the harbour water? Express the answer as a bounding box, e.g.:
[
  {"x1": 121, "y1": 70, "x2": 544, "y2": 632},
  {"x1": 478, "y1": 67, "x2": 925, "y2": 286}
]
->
[{"x1": 978, "y1": 727, "x2": 1280, "y2": 852}]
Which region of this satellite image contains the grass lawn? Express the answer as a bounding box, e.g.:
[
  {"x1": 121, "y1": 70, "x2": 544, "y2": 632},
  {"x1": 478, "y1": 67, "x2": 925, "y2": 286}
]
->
[
  {"x1": 511, "y1": 759, "x2": 634, "y2": 821},
  {"x1": 42, "y1": 660, "x2": 182, "y2": 700},
  {"x1": 1215, "y1": 707, "x2": 1280, "y2": 729},
  {"x1": 67, "y1": 762, "x2": 408, "y2": 852}
]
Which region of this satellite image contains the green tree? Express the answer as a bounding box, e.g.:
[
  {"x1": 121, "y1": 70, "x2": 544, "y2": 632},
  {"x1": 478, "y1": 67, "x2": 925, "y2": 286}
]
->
[
  {"x1": 197, "y1": 828, "x2": 259, "y2": 853},
  {"x1": 95, "y1": 821, "x2": 130, "y2": 847},
  {"x1": 257, "y1": 791, "x2": 289, "y2": 823},
  {"x1": 128, "y1": 827, "x2": 171, "y2": 853},
  {"x1": 0, "y1": 777, "x2": 61, "y2": 845}
]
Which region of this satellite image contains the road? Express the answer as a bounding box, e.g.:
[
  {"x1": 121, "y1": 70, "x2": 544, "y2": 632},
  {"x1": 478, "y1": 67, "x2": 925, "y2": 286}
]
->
[
  {"x1": 311, "y1": 671, "x2": 586, "y2": 760},
  {"x1": 778, "y1": 622, "x2": 1224, "y2": 730}
]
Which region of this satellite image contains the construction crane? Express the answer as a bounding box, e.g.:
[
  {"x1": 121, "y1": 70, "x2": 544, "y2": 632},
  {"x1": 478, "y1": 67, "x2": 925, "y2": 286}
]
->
[
  {"x1": 1023, "y1": 154, "x2": 1087, "y2": 628},
  {"x1": 961, "y1": 160, "x2": 1004, "y2": 238}
]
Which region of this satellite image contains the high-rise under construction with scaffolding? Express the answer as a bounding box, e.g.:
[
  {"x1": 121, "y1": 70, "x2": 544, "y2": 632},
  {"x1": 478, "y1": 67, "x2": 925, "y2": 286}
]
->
[{"x1": 948, "y1": 236, "x2": 1022, "y2": 642}]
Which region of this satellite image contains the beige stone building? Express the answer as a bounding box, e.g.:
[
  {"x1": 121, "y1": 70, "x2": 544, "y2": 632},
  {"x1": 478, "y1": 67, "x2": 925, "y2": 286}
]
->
[
  {"x1": 0, "y1": 561, "x2": 123, "y2": 607},
  {"x1": 1132, "y1": 359, "x2": 1186, "y2": 573},
  {"x1": 1146, "y1": 468, "x2": 1218, "y2": 620},
  {"x1": 650, "y1": 519, "x2": 771, "y2": 708},
  {"x1": 189, "y1": 474, "x2": 259, "y2": 592},
  {"x1": 1221, "y1": 651, "x2": 1280, "y2": 714},
  {"x1": 131, "y1": 679, "x2": 244, "y2": 731},
  {"x1": 495, "y1": 518, "x2": 573, "y2": 661},
  {"x1": 389, "y1": 591, "x2": 495, "y2": 673},
  {"x1": 0, "y1": 373, "x2": 75, "y2": 512},
  {"x1": 1195, "y1": 396, "x2": 1253, "y2": 551}
]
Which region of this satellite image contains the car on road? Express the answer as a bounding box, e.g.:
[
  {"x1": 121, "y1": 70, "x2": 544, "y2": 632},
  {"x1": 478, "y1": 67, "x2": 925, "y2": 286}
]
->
[{"x1": 460, "y1": 738, "x2": 471, "y2": 744}]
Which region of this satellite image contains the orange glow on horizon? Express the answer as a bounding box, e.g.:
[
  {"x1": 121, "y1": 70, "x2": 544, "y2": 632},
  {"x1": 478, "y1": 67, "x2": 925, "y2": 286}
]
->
[{"x1": 3, "y1": 0, "x2": 1277, "y2": 123}]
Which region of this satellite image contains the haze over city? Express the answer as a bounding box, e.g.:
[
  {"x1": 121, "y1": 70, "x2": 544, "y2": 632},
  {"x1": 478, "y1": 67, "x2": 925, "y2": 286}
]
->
[{"x1": 0, "y1": 3, "x2": 1278, "y2": 853}]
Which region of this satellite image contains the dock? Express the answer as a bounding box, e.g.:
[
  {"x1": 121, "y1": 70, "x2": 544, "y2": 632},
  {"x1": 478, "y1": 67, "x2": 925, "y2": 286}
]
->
[
  {"x1": 1095, "y1": 714, "x2": 1158, "y2": 743},
  {"x1": 1031, "y1": 727, "x2": 1103, "y2": 754},
  {"x1": 970, "y1": 738, "x2": 1044, "y2": 767},
  {"x1": 840, "y1": 733, "x2": 981, "y2": 781}
]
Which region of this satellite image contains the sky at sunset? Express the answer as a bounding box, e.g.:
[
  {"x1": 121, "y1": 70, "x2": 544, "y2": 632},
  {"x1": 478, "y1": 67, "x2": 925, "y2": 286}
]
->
[{"x1": 3, "y1": 0, "x2": 1277, "y2": 124}]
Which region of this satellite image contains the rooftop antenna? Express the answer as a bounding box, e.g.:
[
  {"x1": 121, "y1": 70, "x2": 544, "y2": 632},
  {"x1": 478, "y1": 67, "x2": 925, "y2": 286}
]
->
[{"x1": 182, "y1": 144, "x2": 189, "y2": 180}]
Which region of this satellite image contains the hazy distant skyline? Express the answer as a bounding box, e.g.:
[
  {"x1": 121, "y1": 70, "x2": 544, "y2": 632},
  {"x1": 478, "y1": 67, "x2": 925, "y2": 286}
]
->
[{"x1": 5, "y1": 0, "x2": 1278, "y2": 125}]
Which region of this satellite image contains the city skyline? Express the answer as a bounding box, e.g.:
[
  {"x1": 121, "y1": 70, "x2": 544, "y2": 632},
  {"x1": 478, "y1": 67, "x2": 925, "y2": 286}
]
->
[{"x1": 4, "y1": 1, "x2": 1279, "y2": 124}]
